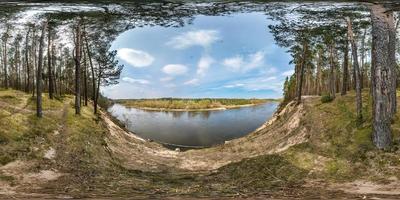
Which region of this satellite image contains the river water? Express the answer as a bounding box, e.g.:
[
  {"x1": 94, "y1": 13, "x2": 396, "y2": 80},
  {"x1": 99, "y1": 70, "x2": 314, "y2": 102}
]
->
[{"x1": 108, "y1": 102, "x2": 278, "y2": 147}]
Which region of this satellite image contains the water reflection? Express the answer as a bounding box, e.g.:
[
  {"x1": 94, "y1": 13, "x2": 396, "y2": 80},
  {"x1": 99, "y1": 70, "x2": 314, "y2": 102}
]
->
[{"x1": 108, "y1": 102, "x2": 278, "y2": 147}]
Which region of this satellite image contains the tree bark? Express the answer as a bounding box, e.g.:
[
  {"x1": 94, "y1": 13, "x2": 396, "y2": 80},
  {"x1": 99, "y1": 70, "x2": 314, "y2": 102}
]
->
[
  {"x1": 74, "y1": 20, "x2": 82, "y2": 115},
  {"x1": 37, "y1": 22, "x2": 47, "y2": 118},
  {"x1": 47, "y1": 23, "x2": 54, "y2": 99},
  {"x1": 342, "y1": 37, "x2": 349, "y2": 96},
  {"x1": 3, "y1": 26, "x2": 9, "y2": 89},
  {"x1": 316, "y1": 48, "x2": 323, "y2": 96},
  {"x1": 296, "y1": 41, "x2": 308, "y2": 104},
  {"x1": 346, "y1": 17, "x2": 363, "y2": 121},
  {"x1": 83, "y1": 45, "x2": 88, "y2": 106},
  {"x1": 25, "y1": 27, "x2": 31, "y2": 92},
  {"x1": 370, "y1": 4, "x2": 396, "y2": 149},
  {"x1": 329, "y1": 43, "x2": 336, "y2": 98},
  {"x1": 84, "y1": 32, "x2": 97, "y2": 113}
]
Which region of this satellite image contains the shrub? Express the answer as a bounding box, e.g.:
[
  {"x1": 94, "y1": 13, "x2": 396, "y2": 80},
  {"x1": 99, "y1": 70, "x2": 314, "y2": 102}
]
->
[{"x1": 321, "y1": 94, "x2": 334, "y2": 103}]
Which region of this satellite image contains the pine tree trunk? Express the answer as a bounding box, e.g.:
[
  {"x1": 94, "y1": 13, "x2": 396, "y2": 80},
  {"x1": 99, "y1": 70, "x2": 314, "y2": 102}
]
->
[
  {"x1": 329, "y1": 43, "x2": 336, "y2": 98},
  {"x1": 25, "y1": 27, "x2": 31, "y2": 92},
  {"x1": 296, "y1": 41, "x2": 307, "y2": 104},
  {"x1": 370, "y1": 5, "x2": 395, "y2": 149},
  {"x1": 37, "y1": 22, "x2": 47, "y2": 118},
  {"x1": 84, "y1": 33, "x2": 97, "y2": 107},
  {"x1": 3, "y1": 27, "x2": 9, "y2": 89},
  {"x1": 74, "y1": 20, "x2": 82, "y2": 115},
  {"x1": 342, "y1": 38, "x2": 349, "y2": 96},
  {"x1": 347, "y1": 17, "x2": 363, "y2": 121},
  {"x1": 47, "y1": 24, "x2": 54, "y2": 99}
]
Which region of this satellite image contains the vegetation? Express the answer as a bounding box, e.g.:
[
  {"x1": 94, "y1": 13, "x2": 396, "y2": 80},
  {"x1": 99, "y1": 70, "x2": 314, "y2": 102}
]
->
[
  {"x1": 275, "y1": 4, "x2": 397, "y2": 149},
  {"x1": 1, "y1": 1, "x2": 400, "y2": 198},
  {"x1": 321, "y1": 94, "x2": 334, "y2": 103},
  {"x1": 116, "y1": 98, "x2": 274, "y2": 110}
]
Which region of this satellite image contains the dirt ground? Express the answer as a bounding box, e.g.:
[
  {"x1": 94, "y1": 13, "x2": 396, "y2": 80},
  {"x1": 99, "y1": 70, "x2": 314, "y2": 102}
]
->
[{"x1": 1, "y1": 91, "x2": 400, "y2": 199}]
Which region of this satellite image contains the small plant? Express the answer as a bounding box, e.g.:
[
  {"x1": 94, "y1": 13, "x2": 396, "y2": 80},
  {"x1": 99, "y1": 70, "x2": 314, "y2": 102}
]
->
[{"x1": 321, "y1": 94, "x2": 334, "y2": 103}]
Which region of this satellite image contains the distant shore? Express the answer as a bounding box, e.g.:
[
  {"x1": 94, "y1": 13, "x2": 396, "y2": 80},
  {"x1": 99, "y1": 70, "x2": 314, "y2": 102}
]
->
[{"x1": 116, "y1": 100, "x2": 280, "y2": 112}]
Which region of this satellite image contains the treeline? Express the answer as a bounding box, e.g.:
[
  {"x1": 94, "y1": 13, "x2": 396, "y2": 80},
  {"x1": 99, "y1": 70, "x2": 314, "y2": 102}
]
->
[
  {"x1": 117, "y1": 98, "x2": 270, "y2": 110},
  {"x1": 276, "y1": 5, "x2": 397, "y2": 150},
  {"x1": 0, "y1": 17, "x2": 123, "y2": 116}
]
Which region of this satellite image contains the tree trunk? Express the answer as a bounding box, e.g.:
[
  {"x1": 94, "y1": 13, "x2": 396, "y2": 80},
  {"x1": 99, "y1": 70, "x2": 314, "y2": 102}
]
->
[
  {"x1": 361, "y1": 28, "x2": 367, "y2": 89},
  {"x1": 25, "y1": 27, "x2": 31, "y2": 92},
  {"x1": 74, "y1": 20, "x2": 82, "y2": 115},
  {"x1": 316, "y1": 48, "x2": 323, "y2": 96},
  {"x1": 52, "y1": 44, "x2": 57, "y2": 96},
  {"x1": 329, "y1": 43, "x2": 336, "y2": 98},
  {"x1": 342, "y1": 38, "x2": 349, "y2": 96},
  {"x1": 83, "y1": 46, "x2": 88, "y2": 106},
  {"x1": 37, "y1": 22, "x2": 47, "y2": 118},
  {"x1": 32, "y1": 29, "x2": 37, "y2": 97},
  {"x1": 47, "y1": 24, "x2": 54, "y2": 99},
  {"x1": 296, "y1": 41, "x2": 308, "y2": 104},
  {"x1": 370, "y1": 4, "x2": 395, "y2": 149},
  {"x1": 84, "y1": 33, "x2": 96, "y2": 107},
  {"x1": 347, "y1": 17, "x2": 362, "y2": 122},
  {"x1": 3, "y1": 27, "x2": 9, "y2": 89},
  {"x1": 95, "y1": 70, "x2": 101, "y2": 114}
]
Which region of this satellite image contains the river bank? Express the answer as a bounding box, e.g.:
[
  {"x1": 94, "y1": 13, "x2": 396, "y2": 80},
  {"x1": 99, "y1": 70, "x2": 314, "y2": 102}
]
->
[
  {"x1": 121, "y1": 102, "x2": 271, "y2": 112},
  {"x1": 1, "y1": 90, "x2": 400, "y2": 199},
  {"x1": 115, "y1": 98, "x2": 280, "y2": 112}
]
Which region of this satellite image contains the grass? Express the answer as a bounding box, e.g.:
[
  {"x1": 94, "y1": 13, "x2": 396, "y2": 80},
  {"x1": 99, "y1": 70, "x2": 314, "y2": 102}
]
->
[
  {"x1": 281, "y1": 89, "x2": 400, "y2": 182},
  {"x1": 1, "y1": 88, "x2": 400, "y2": 198},
  {"x1": 116, "y1": 98, "x2": 276, "y2": 110},
  {"x1": 0, "y1": 90, "x2": 63, "y2": 166}
]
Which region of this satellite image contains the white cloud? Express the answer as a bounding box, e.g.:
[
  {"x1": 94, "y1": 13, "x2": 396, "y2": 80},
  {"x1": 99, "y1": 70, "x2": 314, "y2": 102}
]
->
[
  {"x1": 222, "y1": 51, "x2": 265, "y2": 72},
  {"x1": 223, "y1": 56, "x2": 243, "y2": 71},
  {"x1": 184, "y1": 78, "x2": 200, "y2": 85},
  {"x1": 282, "y1": 70, "x2": 295, "y2": 76},
  {"x1": 117, "y1": 48, "x2": 154, "y2": 67},
  {"x1": 246, "y1": 51, "x2": 265, "y2": 70},
  {"x1": 261, "y1": 76, "x2": 277, "y2": 82},
  {"x1": 223, "y1": 83, "x2": 245, "y2": 88},
  {"x1": 218, "y1": 75, "x2": 284, "y2": 93},
  {"x1": 160, "y1": 77, "x2": 174, "y2": 82},
  {"x1": 121, "y1": 77, "x2": 150, "y2": 85},
  {"x1": 167, "y1": 30, "x2": 219, "y2": 49},
  {"x1": 162, "y1": 64, "x2": 188, "y2": 76},
  {"x1": 197, "y1": 55, "x2": 214, "y2": 76}
]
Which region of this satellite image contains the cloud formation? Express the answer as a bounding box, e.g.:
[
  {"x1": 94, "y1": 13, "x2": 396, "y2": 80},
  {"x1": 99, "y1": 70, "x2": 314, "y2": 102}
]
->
[
  {"x1": 122, "y1": 77, "x2": 150, "y2": 84},
  {"x1": 117, "y1": 48, "x2": 154, "y2": 67},
  {"x1": 184, "y1": 78, "x2": 200, "y2": 85},
  {"x1": 197, "y1": 55, "x2": 214, "y2": 76},
  {"x1": 162, "y1": 64, "x2": 188, "y2": 75},
  {"x1": 223, "y1": 51, "x2": 265, "y2": 72},
  {"x1": 167, "y1": 30, "x2": 219, "y2": 49}
]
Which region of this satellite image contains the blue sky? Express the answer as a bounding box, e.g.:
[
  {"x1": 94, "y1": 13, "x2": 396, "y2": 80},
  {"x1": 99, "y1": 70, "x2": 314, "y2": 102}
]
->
[{"x1": 102, "y1": 12, "x2": 294, "y2": 99}]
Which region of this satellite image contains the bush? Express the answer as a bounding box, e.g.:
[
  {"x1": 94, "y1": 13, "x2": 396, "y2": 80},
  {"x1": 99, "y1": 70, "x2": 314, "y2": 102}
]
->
[{"x1": 321, "y1": 95, "x2": 334, "y2": 103}]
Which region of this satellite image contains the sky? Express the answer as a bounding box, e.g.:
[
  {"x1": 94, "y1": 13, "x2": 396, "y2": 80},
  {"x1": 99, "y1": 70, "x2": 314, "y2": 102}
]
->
[{"x1": 102, "y1": 12, "x2": 294, "y2": 99}]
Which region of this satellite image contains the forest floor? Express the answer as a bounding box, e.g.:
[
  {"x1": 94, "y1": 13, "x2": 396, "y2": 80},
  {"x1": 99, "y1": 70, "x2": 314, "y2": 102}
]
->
[{"x1": 0, "y1": 89, "x2": 400, "y2": 199}]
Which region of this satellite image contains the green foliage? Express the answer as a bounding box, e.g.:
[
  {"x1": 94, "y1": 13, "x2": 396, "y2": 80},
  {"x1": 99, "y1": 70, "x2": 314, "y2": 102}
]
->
[
  {"x1": 97, "y1": 94, "x2": 112, "y2": 110},
  {"x1": 320, "y1": 94, "x2": 334, "y2": 103},
  {"x1": 118, "y1": 98, "x2": 273, "y2": 110}
]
